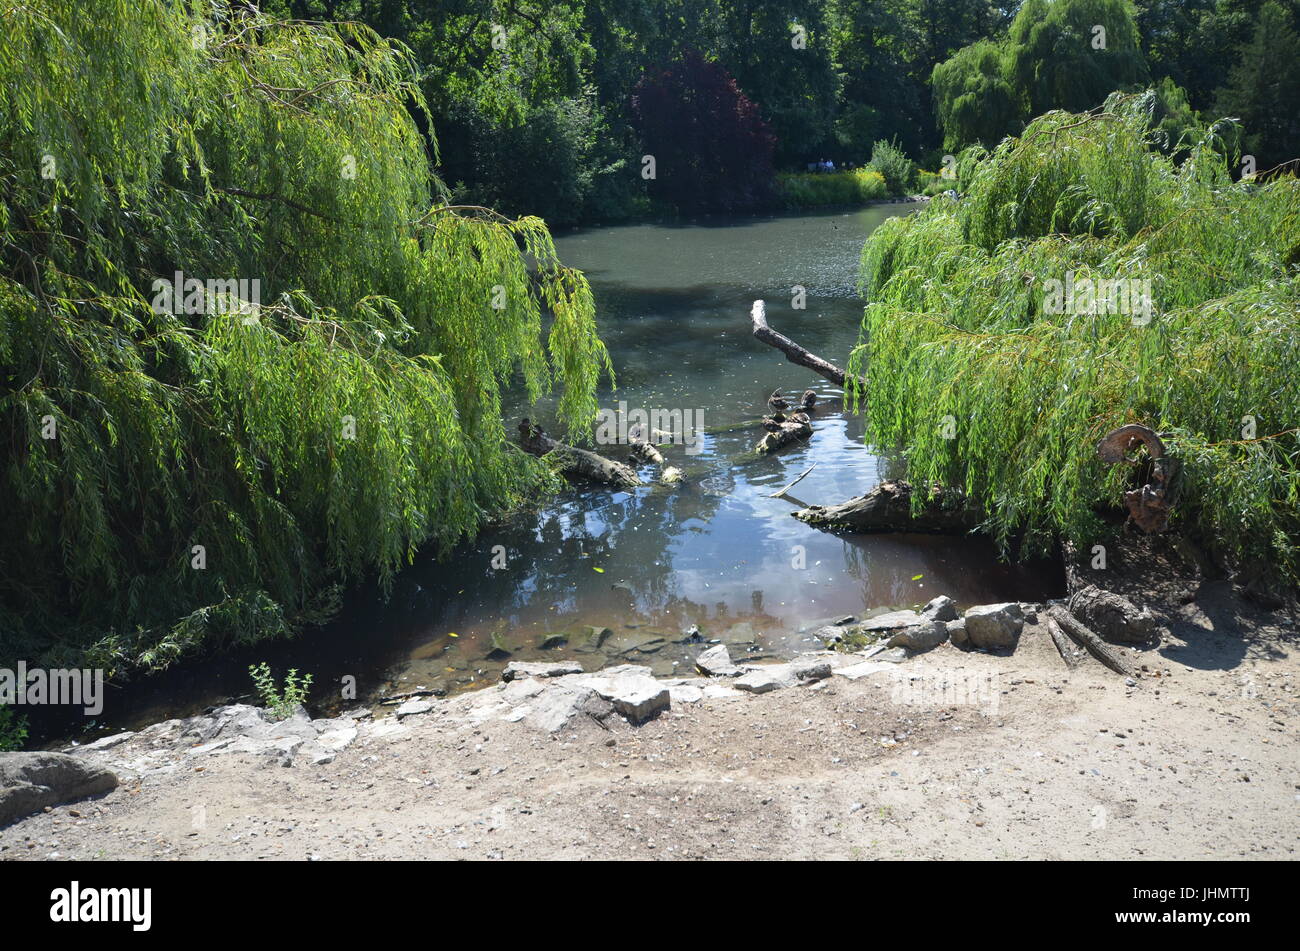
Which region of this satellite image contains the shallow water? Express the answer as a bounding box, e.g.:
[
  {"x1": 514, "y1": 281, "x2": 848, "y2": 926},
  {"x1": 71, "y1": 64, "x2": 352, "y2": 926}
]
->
[{"x1": 36, "y1": 207, "x2": 1062, "y2": 743}]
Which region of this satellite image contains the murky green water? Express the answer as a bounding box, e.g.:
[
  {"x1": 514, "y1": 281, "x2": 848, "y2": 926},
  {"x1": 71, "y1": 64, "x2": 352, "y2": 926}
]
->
[{"x1": 40, "y1": 207, "x2": 1062, "y2": 742}]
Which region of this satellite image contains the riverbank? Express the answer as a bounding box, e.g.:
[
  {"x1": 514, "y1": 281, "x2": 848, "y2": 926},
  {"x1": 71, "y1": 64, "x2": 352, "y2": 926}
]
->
[{"x1": 4, "y1": 576, "x2": 1294, "y2": 860}]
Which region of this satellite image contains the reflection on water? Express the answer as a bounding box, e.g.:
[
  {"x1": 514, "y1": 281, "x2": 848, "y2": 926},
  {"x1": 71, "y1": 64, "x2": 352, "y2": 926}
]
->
[{"x1": 37, "y1": 207, "x2": 1062, "y2": 742}]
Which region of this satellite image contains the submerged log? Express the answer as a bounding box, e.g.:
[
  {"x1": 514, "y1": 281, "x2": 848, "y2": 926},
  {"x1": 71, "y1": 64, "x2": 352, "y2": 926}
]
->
[
  {"x1": 1096, "y1": 423, "x2": 1179, "y2": 533},
  {"x1": 518, "y1": 419, "x2": 642, "y2": 488},
  {"x1": 750, "y1": 300, "x2": 865, "y2": 391},
  {"x1": 1047, "y1": 605, "x2": 1138, "y2": 678},
  {"x1": 793, "y1": 480, "x2": 980, "y2": 533},
  {"x1": 628, "y1": 424, "x2": 683, "y2": 484}
]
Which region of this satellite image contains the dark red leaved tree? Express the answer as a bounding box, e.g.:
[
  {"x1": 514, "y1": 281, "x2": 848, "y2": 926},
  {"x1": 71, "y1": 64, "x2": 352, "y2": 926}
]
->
[{"x1": 632, "y1": 50, "x2": 777, "y2": 213}]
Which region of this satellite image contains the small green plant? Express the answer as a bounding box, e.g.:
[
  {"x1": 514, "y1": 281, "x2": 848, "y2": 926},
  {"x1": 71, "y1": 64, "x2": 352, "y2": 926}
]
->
[
  {"x1": 870, "y1": 137, "x2": 916, "y2": 195},
  {"x1": 248, "y1": 662, "x2": 313, "y2": 721},
  {"x1": 0, "y1": 704, "x2": 29, "y2": 751}
]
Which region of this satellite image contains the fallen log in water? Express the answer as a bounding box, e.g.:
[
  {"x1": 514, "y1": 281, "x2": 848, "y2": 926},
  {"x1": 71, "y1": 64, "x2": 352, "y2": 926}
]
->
[
  {"x1": 518, "y1": 419, "x2": 642, "y2": 488},
  {"x1": 750, "y1": 300, "x2": 865, "y2": 391},
  {"x1": 628, "y1": 424, "x2": 683, "y2": 484},
  {"x1": 792, "y1": 480, "x2": 980, "y2": 533},
  {"x1": 755, "y1": 412, "x2": 813, "y2": 454}
]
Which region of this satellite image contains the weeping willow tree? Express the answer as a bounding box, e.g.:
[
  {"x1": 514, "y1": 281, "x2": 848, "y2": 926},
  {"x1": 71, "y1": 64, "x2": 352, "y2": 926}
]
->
[
  {"x1": 0, "y1": 0, "x2": 611, "y2": 674},
  {"x1": 851, "y1": 92, "x2": 1300, "y2": 584}
]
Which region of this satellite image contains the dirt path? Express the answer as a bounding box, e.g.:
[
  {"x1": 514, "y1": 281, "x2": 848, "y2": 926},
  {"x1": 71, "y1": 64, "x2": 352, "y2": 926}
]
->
[{"x1": 2, "y1": 583, "x2": 1296, "y2": 861}]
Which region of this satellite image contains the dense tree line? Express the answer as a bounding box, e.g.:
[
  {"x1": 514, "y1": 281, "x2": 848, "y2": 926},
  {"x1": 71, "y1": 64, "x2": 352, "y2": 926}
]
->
[{"x1": 272, "y1": 0, "x2": 1299, "y2": 222}]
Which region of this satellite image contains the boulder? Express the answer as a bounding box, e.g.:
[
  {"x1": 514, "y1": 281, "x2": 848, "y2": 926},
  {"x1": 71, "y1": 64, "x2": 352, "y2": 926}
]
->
[
  {"x1": 963, "y1": 603, "x2": 1024, "y2": 649},
  {"x1": 920, "y1": 595, "x2": 959, "y2": 623},
  {"x1": 501, "y1": 661, "x2": 584, "y2": 682},
  {"x1": 581, "y1": 667, "x2": 671, "y2": 723},
  {"x1": 695, "y1": 644, "x2": 741, "y2": 677},
  {"x1": 0, "y1": 752, "x2": 117, "y2": 826},
  {"x1": 947, "y1": 618, "x2": 968, "y2": 647},
  {"x1": 887, "y1": 620, "x2": 948, "y2": 653},
  {"x1": 573, "y1": 626, "x2": 613, "y2": 653}
]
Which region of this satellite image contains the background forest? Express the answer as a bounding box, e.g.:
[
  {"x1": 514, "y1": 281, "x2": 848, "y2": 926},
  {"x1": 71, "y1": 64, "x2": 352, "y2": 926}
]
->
[{"x1": 269, "y1": 0, "x2": 1300, "y2": 223}]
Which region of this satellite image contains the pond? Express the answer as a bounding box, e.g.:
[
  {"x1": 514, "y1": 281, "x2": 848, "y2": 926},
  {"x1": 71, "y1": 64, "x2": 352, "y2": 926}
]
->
[{"x1": 35, "y1": 206, "x2": 1063, "y2": 743}]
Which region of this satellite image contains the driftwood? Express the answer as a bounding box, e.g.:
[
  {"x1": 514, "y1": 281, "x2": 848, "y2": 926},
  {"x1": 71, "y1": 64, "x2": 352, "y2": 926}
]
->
[
  {"x1": 750, "y1": 300, "x2": 865, "y2": 390},
  {"x1": 628, "y1": 424, "x2": 683, "y2": 484},
  {"x1": 518, "y1": 419, "x2": 642, "y2": 488},
  {"x1": 1045, "y1": 616, "x2": 1086, "y2": 670},
  {"x1": 1047, "y1": 605, "x2": 1137, "y2": 678},
  {"x1": 793, "y1": 480, "x2": 980, "y2": 533},
  {"x1": 755, "y1": 412, "x2": 813, "y2": 454},
  {"x1": 1096, "y1": 423, "x2": 1179, "y2": 533},
  {"x1": 769, "y1": 463, "x2": 816, "y2": 499}
]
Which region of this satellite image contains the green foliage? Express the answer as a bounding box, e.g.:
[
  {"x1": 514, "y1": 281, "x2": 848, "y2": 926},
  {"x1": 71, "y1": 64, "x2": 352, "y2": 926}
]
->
[
  {"x1": 853, "y1": 97, "x2": 1300, "y2": 582},
  {"x1": 0, "y1": 705, "x2": 28, "y2": 752},
  {"x1": 0, "y1": 1, "x2": 610, "y2": 676},
  {"x1": 934, "y1": 0, "x2": 1150, "y2": 152},
  {"x1": 776, "y1": 169, "x2": 887, "y2": 208},
  {"x1": 932, "y1": 39, "x2": 1022, "y2": 151},
  {"x1": 248, "y1": 662, "x2": 313, "y2": 721},
  {"x1": 1213, "y1": 2, "x2": 1300, "y2": 170},
  {"x1": 870, "y1": 138, "x2": 917, "y2": 195}
]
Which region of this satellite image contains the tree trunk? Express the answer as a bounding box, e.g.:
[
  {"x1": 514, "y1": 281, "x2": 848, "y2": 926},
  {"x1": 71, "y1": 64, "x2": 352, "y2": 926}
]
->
[
  {"x1": 792, "y1": 480, "x2": 980, "y2": 533},
  {"x1": 750, "y1": 300, "x2": 865, "y2": 391},
  {"x1": 1047, "y1": 605, "x2": 1138, "y2": 678},
  {"x1": 518, "y1": 419, "x2": 642, "y2": 488}
]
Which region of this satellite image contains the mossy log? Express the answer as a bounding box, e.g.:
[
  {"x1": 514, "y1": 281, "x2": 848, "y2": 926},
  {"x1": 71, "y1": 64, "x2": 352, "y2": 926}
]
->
[
  {"x1": 792, "y1": 480, "x2": 979, "y2": 533},
  {"x1": 518, "y1": 419, "x2": 642, "y2": 488}
]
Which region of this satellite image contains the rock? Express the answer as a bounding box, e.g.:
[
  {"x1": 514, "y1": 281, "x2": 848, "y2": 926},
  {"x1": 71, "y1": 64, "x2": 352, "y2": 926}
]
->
[
  {"x1": 520, "y1": 685, "x2": 611, "y2": 733},
  {"x1": 537, "y1": 632, "x2": 569, "y2": 650},
  {"x1": 858, "y1": 609, "x2": 926, "y2": 631},
  {"x1": 573, "y1": 626, "x2": 613, "y2": 653},
  {"x1": 920, "y1": 595, "x2": 959, "y2": 623},
  {"x1": 734, "y1": 667, "x2": 790, "y2": 694},
  {"x1": 720, "y1": 621, "x2": 761, "y2": 646},
  {"x1": 501, "y1": 661, "x2": 584, "y2": 682},
  {"x1": 732, "y1": 659, "x2": 829, "y2": 693},
  {"x1": 875, "y1": 647, "x2": 910, "y2": 664},
  {"x1": 834, "y1": 661, "x2": 894, "y2": 681},
  {"x1": 580, "y1": 667, "x2": 671, "y2": 723},
  {"x1": 695, "y1": 644, "x2": 741, "y2": 677},
  {"x1": 667, "y1": 683, "x2": 704, "y2": 704},
  {"x1": 947, "y1": 618, "x2": 968, "y2": 647},
  {"x1": 790, "y1": 658, "x2": 833, "y2": 682},
  {"x1": 0, "y1": 752, "x2": 117, "y2": 826},
  {"x1": 815, "y1": 625, "x2": 848, "y2": 648},
  {"x1": 485, "y1": 632, "x2": 513, "y2": 660},
  {"x1": 963, "y1": 603, "x2": 1024, "y2": 649},
  {"x1": 395, "y1": 698, "x2": 436, "y2": 719},
  {"x1": 887, "y1": 620, "x2": 948, "y2": 653},
  {"x1": 1069, "y1": 586, "x2": 1156, "y2": 644}
]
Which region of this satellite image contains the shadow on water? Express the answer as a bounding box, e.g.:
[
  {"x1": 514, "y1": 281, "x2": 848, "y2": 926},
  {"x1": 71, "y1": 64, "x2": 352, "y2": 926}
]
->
[{"x1": 29, "y1": 204, "x2": 1064, "y2": 746}]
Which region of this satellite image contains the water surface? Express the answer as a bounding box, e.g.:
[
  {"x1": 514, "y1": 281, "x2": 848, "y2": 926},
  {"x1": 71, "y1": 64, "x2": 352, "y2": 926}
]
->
[{"x1": 42, "y1": 207, "x2": 1062, "y2": 741}]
